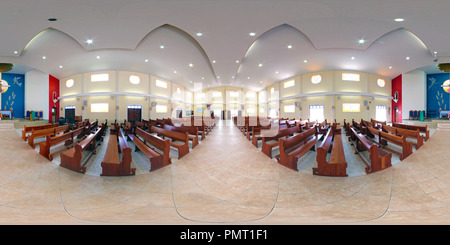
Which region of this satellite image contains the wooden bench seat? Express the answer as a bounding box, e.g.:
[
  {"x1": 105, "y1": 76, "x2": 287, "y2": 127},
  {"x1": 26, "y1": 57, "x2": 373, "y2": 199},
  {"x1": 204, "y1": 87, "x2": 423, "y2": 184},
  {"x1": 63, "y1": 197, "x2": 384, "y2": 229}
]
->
[
  {"x1": 39, "y1": 126, "x2": 85, "y2": 160},
  {"x1": 250, "y1": 125, "x2": 272, "y2": 146},
  {"x1": 313, "y1": 125, "x2": 348, "y2": 177},
  {"x1": 101, "y1": 127, "x2": 135, "y2": 176},
  {"x1": 277, "y1": 126, "x2": 318, "y2": 171},
  {"x1": 261, "y1": 125, "x2": 302, "y2": 158},
  {"x1": 163, "y1": 124, "x2": 199, "y2": 148},
  {"x1": 28, "y1": 125, "x2": 70, "y2": 149},
  {"x1": 150, "y1": 126, "x2": 189, "y2": 158},
  {"x1": 59, "y1": 123, "x2": 106, "y2": 173},
  {"x1": 368, "y1": 126, "x2": 413, "y2": 160},
  {"x1": 348, "y1": 126, "x2": 392, "y2": 174},
  {"x1": 392, "y1": 122, "x2": 430, "y2": 141},
  {"x1": 22, "y1": 123, "x2": 58, "y2": 141},
  {"x1": 129, "y1": 127, "x2": 172, "y2": 171}
]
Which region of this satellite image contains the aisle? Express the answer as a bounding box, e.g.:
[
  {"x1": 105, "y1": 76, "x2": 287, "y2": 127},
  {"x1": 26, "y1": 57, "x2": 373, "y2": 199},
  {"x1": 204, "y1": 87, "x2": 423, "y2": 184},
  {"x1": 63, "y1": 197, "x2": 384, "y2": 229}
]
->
[{"x1": 171, "y1": 120, "x2": 281, "y2": 223}]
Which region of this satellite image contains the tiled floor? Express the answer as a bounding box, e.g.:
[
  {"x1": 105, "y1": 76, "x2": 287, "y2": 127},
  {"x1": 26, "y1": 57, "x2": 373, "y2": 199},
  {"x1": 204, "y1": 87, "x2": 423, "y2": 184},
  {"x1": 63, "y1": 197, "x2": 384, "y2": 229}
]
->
[{"x1": 1, "y1": 120, "x2": 450, "y2": 225}]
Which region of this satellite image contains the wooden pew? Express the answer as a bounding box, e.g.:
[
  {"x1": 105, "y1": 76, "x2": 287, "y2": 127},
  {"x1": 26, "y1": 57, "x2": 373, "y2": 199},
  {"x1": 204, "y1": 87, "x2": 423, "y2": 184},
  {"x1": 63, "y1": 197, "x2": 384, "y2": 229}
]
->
[
  {"x1": 276, "y1": 127, "x2": 318, "y2": 171},
  {"x1": 352, "y1": 119, "x2": 366, "y2": 134},
  {"x1": 59, "y1": 123, "x2": 106, "y2": 173},
  {"x1": 100, "y1": 127, "x2": 135, "y2": 176},
  {"x1": 27, "y1": 125, "x2": 70, "y2": 149},
  {"x1": 122, "y1": 120, "x2": 134, "y2": 135},
  {"x1": 249, "y1": 125, "x2": 272, "y2": 145},
  {"x1": 261, "y1": 125, "x2": 302, "y2": 158},
  {"x1": 368, "y1": 126, "x2": 413, "y2": 161},
  {"x1": 313, "y1": 125, "x2": 348, "y2": 177},
  {"x1": 163, "y1": 124, "x2": 199, "y2": 148},
  {"x1": 392, "y1": 122, "x2": 430, "y2": 141},
  {"x1": 371, "y1": 118, "x2": 387, "y2": 129},
  {"x1": 150, "y1": 125, "x2": 190, "y2": 159},
  {"x1": 22, "y1": 123, "x2": 58, "y2": 141},
  {"x1": 395, "y1": 127, "x2": 424, "y2": 150},
  {"x1": 129, "y1": 127, "x2": 172, "y2": 172},
  {"x1": 348, "y1": 126, "x2": 392, "y2": 174},
  {"x1": 38, "y1": 126, "x2": 85, "y2": 161}
]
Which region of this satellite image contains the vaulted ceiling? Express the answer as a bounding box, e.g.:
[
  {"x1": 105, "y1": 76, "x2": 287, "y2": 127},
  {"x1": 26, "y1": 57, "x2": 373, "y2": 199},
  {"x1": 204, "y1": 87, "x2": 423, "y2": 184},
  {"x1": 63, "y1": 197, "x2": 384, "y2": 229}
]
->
[{"x1": 0, "y1": 0, "x2": 449, "y2": 91}]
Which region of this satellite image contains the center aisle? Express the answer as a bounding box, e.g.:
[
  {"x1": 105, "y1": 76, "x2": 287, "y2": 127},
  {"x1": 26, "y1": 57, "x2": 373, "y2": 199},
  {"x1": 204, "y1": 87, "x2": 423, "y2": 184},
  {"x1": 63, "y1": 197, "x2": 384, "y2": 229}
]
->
[{"x1": 171, "y1": 120, "x2": 281, "y2": 223}]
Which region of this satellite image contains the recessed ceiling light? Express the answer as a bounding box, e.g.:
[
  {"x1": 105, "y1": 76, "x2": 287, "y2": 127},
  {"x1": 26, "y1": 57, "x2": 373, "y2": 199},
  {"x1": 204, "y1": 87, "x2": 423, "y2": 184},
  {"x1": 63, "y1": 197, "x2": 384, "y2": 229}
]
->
[
  {"x1": 202, "y1": 77, "x2": 204, "y2": 80},
  {"x1": 86, "y1": 39, "x2": 93, "y2": 44},
  {"x1": 212, "y1": 60, "x2": 216, "y2": 63},
  {"x1": 249, "y1": 32, "x2": 256, "y2": 36},
  {"x1": 395, "y1": 18, "x2": 404, "y2": 22},
  {"x1": 287, "y1": 45, "x2": 293, "y2": 49},
  {"x1": 196, "y1": 32, "x2": 203, "y2": 36},
  {"x1": 351, "y1": 56, "x2": 355, "y2": 60},
  {"x1": 236, "y1": 60, "x2": 239, "y2": 63},
  {"x1": 160, "y1": 45, "x2": 165, "y2": 49},
  {"x1": 217, "y1": 76, "x2": 220, "y2": 78},
  {"x1": 189, "y1": 63, "x2": 194, "y2": 67},
  {"x1": 174, "y1": 71, "x2": 177, "y2": 73},
  {"x1": 232, "y1": 76, "x2": 235, "y2": 78},
  {"x1": 389, "y1": 66, "x2": 392, "y2": 69},
  {"x1": 96, "y1": 56, "x2": 100, "y2": 59},
  {"x1": 14, "y1": 51, "x2": 18, "y2": 54},
  {"x1": 406, "y1": 56, "x2": 410, "y2": 60},
  {"x1": 258, "y1": 63, "x2": 263, "y2": 67},
  {"x1": 275, "y1": 71, "x2": 279, "y2": 74},
  {"x1": 247, "y1": 77, "x2": 250, "y2": 79},
  {"x1": 304, "y1": 60, "x2": 308, "y2": 63},
  {"x1": 59, "y1": 65, "x2": 63, "y2": 68},
  {"x1": 145, "y1": 59, "x2": 149, "y2": 62},
  {"x1": 260, "y1": 81, "x2": 263, "y2": 83},
  {"x1": 42, "y1": 56, "x2": 46, "y2": 59},
  {"x1": 358, "y1": 39, "x2": 365, "y2": 44}
]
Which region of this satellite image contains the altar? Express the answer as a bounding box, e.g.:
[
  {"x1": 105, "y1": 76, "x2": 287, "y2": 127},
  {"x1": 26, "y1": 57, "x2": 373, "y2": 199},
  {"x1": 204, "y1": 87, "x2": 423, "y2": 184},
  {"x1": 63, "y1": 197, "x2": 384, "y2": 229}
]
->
[
  {"x1": 0, "y1": 110, "x2": 12, "y2": 119},
  {"x1": 440, "y1": 110, "x2": 450, "y2": 118}
]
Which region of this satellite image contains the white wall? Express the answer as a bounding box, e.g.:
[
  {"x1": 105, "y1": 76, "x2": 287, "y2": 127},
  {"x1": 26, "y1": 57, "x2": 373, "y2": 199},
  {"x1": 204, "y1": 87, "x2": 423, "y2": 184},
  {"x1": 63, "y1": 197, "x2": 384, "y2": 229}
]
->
[
  {"x1": 402, "y1": 70, "x2": 426, "y2": 119},
  {"x1": 25, "y1": 70, "x2": 49, "y2": 119}
]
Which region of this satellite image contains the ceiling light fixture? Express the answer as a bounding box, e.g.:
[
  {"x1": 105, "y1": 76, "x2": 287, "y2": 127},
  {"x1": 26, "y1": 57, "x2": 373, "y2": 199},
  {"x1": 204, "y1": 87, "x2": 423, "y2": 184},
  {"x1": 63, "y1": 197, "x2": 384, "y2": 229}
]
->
[
  {"x1": 14, "y1": 51, "x2": 18, "y2": 54},
  {"x1": 86, "y1": 39, "x2": 93, "y2": 44},
  {"x1": 406, "y1": 56, "x2": 410, "y2": 60},
  {"x1": 196, "y1": 32, "x2": 203, "y2": 36},
  {"x1": 258, "y1": 63, "x2": 263, "y2": 67},
  {"x1": 189, "y1": 63, "x2": 194, "y2": 67},
  {"x1": 351, "y1": 56, "x2": 355, "y2": 60},
  {"x1": 59, "y1": 65, "x2": 63, "y2": 68},
  {"x1": 145, "y1": 59, "x2": 149, "y2": 62},
  {"x1": 249, "y1": 32, "x2": 256, "y2": 36},
  {"x1": 96, "y1": 56, "x2": 100, "y2": 59},
  {"x1": 287, "y1": 45, "x2": 292, "y2": 49},
  {"x1": 42, "y1": 56, "x2": 46, "y2": 59},
  {"x1": 395, "y1": 18, "x2": 404, "y2": 22},
  {"x1": 304, "y1": 60, "x2": 308, "y2": 63},
  {"x1": 160, "y1": 45, "x2": 165, "y2": 49},
  {"x1": 358, "y1": 39, "x2": 365, "y2": 44},
  {"x1": 236, "y1": 60, "x2": 239, "y2": 63}
]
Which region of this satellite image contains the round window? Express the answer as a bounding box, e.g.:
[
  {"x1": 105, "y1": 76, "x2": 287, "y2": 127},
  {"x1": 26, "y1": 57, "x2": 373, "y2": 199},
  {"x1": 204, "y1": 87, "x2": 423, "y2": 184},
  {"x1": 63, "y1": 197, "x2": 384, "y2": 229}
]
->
[
  {"x1": 66, "y1": 79, "x2": 74, "y2": 88},
  {"x1": 311, "y1": 75, "x2": 322, "y2": 84},
  {"x1": 129, "y1": 75, "x2": 140, "y2": 85}
]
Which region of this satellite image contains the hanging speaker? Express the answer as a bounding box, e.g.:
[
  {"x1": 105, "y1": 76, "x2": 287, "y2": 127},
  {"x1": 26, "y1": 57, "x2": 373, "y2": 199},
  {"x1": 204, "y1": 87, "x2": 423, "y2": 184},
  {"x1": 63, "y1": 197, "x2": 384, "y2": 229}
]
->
[
  {"x1": 151, "y1": 101, "x2": 158, "y2": 107},
  {"x1": 294, "y1": 101, "x2": 299, "y2": 107},
  {"x1": 83, "y1": 100, "x2": 87, "y2": 106}
]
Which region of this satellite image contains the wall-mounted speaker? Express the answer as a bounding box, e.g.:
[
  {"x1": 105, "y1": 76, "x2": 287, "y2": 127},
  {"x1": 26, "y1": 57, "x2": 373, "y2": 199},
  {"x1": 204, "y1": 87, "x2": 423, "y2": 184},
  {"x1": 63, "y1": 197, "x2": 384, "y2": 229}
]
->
[
  {"x1": 83, "y1": 100, "x2": 87, "y2": 106},
  {"x1": 294, "y1": 101, "x2": 300, "y2": 107}
]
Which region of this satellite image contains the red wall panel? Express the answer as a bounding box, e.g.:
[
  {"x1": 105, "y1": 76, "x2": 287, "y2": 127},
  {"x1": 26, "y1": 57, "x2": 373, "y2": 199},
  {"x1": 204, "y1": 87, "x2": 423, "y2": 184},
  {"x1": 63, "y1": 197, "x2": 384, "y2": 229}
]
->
[
  {"x1": 49, "y1": 75, "x2": 60, "y2": 123},
  {"x1": 391, "y1": 74, "x2": 402, "y2": 123}
]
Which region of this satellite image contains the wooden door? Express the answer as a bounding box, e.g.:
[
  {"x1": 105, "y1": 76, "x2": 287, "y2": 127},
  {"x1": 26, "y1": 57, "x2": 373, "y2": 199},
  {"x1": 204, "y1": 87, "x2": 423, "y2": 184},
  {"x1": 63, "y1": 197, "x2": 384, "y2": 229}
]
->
[
  {"x1": 65, "y1": 108, "x2": 75, "y2": 123},
  {"x1": 127, "y1": 108, "x2": 142, "y2": 123}
]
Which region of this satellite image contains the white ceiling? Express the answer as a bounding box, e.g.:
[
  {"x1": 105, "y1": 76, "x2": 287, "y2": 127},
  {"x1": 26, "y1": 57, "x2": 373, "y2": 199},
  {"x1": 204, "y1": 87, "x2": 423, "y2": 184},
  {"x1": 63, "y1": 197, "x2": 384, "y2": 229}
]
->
[{"x1": 1, "y1": 0, "x2": 449, "y2": 91}]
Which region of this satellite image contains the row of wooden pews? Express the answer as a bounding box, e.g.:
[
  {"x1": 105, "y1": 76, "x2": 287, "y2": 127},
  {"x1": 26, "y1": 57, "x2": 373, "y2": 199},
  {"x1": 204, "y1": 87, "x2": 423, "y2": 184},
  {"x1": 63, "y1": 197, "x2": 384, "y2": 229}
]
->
[
  {"x1": 59, "y1": 121, "x2": 107, "y2": 173},
  {"x1": 344, "y1": 118, "x2": 430, "y2": 174},
  {"x1": 236, "y1": 116, "x2": 348, "y2": 175}
]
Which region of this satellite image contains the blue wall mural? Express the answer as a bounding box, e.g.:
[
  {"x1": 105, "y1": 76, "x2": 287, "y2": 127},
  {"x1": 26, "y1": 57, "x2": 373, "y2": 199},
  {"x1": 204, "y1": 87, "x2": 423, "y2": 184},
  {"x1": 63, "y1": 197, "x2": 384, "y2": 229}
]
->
[
  {"x1": 427, "y1": 73, "x2": 450, "y2": 117},
  {"x1": 1, "y1": 73, "x2": 25, "y2": 118}
]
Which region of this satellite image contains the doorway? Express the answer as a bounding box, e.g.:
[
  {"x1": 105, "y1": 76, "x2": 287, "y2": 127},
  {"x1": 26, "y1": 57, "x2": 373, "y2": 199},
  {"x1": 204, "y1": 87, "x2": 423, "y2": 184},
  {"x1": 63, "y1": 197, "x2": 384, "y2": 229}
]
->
[
  {"x1": 394, "y1": 106, "x2": 399, "y2": 123},
  {"x1": 64, "y1": 106, "x2": 75, "y2": 124},
  {"x1": 127, "y1": 105, "x2": 142, "y2": 123}
]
